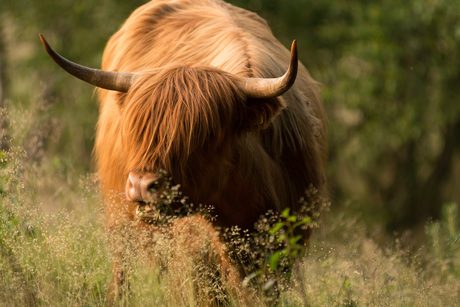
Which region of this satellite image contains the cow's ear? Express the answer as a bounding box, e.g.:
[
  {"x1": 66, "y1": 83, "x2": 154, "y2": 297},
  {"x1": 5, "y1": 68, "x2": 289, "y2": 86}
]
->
[{"x1": 243, "y1": 97, "x2": 287, "y2": 130}]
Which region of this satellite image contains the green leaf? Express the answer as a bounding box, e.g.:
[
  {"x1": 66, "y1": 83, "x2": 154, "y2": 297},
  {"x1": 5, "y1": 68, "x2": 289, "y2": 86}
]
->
[
  {"x1": 281, "y1": 208, "x2": 290, "y2": 218},
  {"x1": 289, "y1": 235, "x2": 303, "y2": 246},
  {"x1": 268, "y1": 222, "x2": 285, "y2": 234},
  {"x1": 294, "y1": 217, "x2": 312, "y2": 228},
  {"x1": 288, "y1": 215, "x2": 297, "y2": 223},
  {"x1": 269, "y1": 251, "x2": 281, "y2": 271},
  {"x1": 280, "y1": 249, "x2": 289, "y2": 258}
]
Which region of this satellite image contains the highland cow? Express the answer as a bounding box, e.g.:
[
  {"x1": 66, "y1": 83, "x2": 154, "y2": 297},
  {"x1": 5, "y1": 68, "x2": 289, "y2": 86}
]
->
[{"x1": 40, "y1": 0, "x2": 327, "y2": 301}]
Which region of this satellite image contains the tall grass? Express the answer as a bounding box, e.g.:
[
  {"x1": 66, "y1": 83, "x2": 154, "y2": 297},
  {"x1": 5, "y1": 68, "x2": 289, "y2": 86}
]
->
[
  {"x1": 0, "y1": 102, "x2": 459, "y2": 306},
  {"x1": 298, "y1": 209, "x2": 460, "y2": 306},
  {"x1": 0, "y1": 149, "x2": 110, "y2": 306}
]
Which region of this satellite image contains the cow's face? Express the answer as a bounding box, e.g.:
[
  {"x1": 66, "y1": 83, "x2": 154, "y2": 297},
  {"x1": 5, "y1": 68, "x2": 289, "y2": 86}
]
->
[{"x1": 120, "y1": 65, "x2": 285, "y2": 210}]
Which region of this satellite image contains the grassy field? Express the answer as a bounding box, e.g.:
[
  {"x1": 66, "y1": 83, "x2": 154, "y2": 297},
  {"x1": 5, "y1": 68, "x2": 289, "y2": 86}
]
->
[{"x1": 1, "y1": 145, "x2": 459, "y2": 306}]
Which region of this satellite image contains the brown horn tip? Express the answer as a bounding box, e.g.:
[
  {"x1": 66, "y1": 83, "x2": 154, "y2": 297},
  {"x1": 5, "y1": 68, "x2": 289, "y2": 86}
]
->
[
  {"x1": 39, "y1": 34, "x2": 136, "y2": 92},
  {"x1": 238, "y1": 40, "x2": 298, "y2": 99}
]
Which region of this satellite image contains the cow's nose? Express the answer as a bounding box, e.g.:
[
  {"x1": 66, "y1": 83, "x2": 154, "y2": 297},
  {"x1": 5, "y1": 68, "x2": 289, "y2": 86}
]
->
[{"x1": 126, "y1": 172, "x2": 161, "y2": 203}]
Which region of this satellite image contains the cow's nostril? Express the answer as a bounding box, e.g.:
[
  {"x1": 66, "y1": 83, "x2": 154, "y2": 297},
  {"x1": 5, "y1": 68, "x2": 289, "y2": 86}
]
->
[
  {"x1": 126, "y1": 172, "x2": 143, "y2": 202},
  {"x1": 127, "y1": 177, "x2": 134, "y2": 190}
]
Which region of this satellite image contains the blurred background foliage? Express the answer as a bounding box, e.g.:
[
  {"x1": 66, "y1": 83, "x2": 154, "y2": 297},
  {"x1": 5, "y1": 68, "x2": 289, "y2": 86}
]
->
[{"x1": 1, "y1": 0, "x2": 459, "y2": 236}]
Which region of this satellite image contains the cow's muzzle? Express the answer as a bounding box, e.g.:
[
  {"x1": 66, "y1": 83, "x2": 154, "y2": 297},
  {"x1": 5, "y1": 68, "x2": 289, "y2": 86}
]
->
[{"x1": 125, "y1": 171, "x2": 163, "y2": 204}]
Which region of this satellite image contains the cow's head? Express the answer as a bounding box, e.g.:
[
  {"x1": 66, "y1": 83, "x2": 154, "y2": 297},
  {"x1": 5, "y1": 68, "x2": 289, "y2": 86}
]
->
[{"x1": 39, "y1": 34, "x2": 298, "y2": 214}]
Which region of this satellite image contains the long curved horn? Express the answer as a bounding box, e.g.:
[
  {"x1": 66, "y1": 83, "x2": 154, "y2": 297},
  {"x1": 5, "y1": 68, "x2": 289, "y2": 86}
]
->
[
  {"x1": 39, "y1": 34, "x2": 137, "y2": 92},
  {"x1": 238, "y1": 40, "x2": 298, "y2": 99}
]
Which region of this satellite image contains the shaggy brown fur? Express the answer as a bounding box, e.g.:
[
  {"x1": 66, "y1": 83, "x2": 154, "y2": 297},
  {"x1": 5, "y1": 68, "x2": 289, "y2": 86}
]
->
[
  {"x1": 122, "y1": 66, "x2": 247, "y2": 182},
  {"x1": 94, "y1": 0, "x2": 327, "y2": 300}
]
